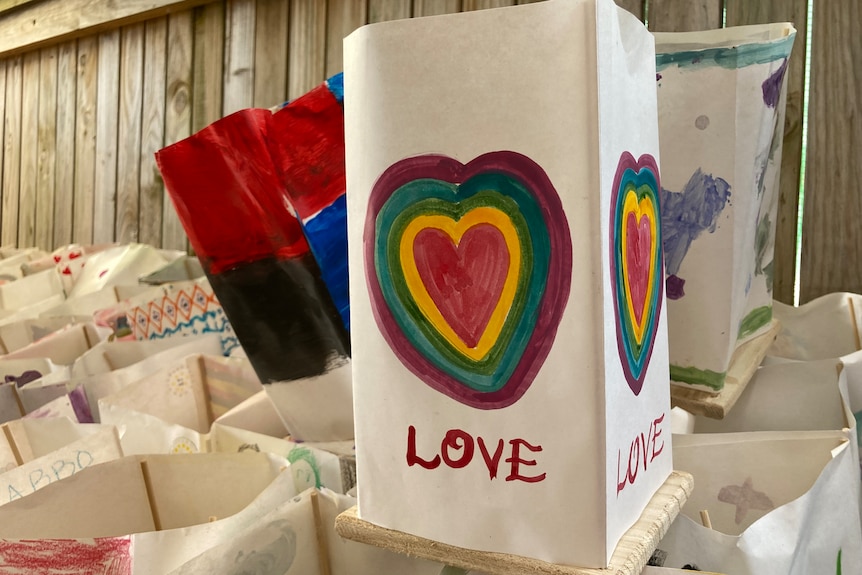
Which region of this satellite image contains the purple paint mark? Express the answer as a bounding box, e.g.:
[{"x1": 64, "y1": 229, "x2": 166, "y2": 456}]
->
[
  {"x1": 4, "y1": 370, "x2": 42, "y2": 388},
  {"x1": 69, "y1": 385, "x2": 95, "y2": 423},
  {"x1": 762, "y1": 58, "x2": 789, "y2": 108},
  {"x1": 666, "y1": 274, "x2": 686, "y2": 300},
  {"x1": 660, "y1": 169, "x2": 731, "y2": 292},
  {"x1": 656, "y1": 73, "x2": 662, "y2": 81}
]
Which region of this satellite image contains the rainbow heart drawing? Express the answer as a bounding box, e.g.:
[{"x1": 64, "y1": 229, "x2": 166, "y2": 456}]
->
[
  {"x1": 610, "y1": 152, "x2": 663, "y2": 395},
  {"x1": 364, "y1": 152, "x2": 572, "y2": 409}
]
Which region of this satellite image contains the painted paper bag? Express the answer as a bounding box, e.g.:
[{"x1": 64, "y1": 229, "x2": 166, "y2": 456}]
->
[
  {"x1": 0, "y1": 268, "x2": 64, "y2": 312},
  {"x1": 123, "y1": 278, "x2": 238, "y2": 354},
  {"x1": 767, "y1": 292, "x2": 862, "y2": 361},
  {"x1": 344, "y1": 0, "x2": 671, "y2": 567},
  {"x1": 0, "y1": 420, "x2": 122, "y2": 506},
  {"x1": 157, "y1": 107, "x2": 352, "y2": 442},
  {"x1": 0, "y1": 315, "x2": 92, "y2": 354},
  {"x1": 655, "y1": 23, "x2": 796, "y2": 392},
  {"x1": 98, "y1": 354, "x2": 263, "y2": 455},
  {"x1": 66, "y1": 243, "x2": 183, "y2": 298},
  {"x1": 655, "y1": 432, "x2": 862, "y2": 574}
]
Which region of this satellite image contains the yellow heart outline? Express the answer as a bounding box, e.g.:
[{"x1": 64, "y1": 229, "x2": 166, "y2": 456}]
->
[
  {"x1": 620, "y1": 190, "x2": 658, "y2": 345},
  {"x1": 399, "y1": 206, "x2": 521, "y2": 361}
]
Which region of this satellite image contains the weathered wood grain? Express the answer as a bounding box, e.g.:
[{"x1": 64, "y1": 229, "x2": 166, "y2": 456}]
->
[
  {"x1": 17, "y1": 51, "x2": 39, "y2": 248},
  {"x1": 139, "y1": 18, "x2": 167, "y2": 248},
  {"x1": 368, "y1": 0, "x2": 410, "y2": 23},
  {"x1": 413, "y1": 0, "x2": 460, "y2": 16},
  {"x1": 1, "y1": 57, "x2": 22, "y2": 247},
  {"x1": 726, "y1": 0, "x2": 807, "y2": 304},
  {"x1": 93, "y1": 30, "x2": 120, "y2": 244},
  {"x1": 36, "y1": 47, "x2": 57, "y2": 250},
  {"x1": 0, "y1": 0, "x2": 213, "y2": 58},
  {"x1": 116, "y1": 24, "x2": 145, "y2": 244},
  {"x1": 192, "y1": 1, "x2": 224, "y2": 132},
  {"x1": 648, "y1": 0, "x2": 721, "y2": 32},
  {"x1": 325, "y1": 0, "x2": 366, "y2": 77},
  {"x1": 288, "y1": 0, "x2": 327, "y2": 100},
  {"x1": 253, "y1": 0, "x2": 289, "y2": 108},
  {"x1": 223, "y1": 0, "x2": 255, "y2": 115},
  {"x1": 163, "y1": 10, "x2": 193, "y2": 251},
  {"x1": 801, "y1": 0, "x2": 862, "y2": 301},
  {"x1": 72, "y1": 36, "x2": 97, "y2": 244},
  {"x1": 53, "y1": 40, "x2": 76, "y2": 248}
]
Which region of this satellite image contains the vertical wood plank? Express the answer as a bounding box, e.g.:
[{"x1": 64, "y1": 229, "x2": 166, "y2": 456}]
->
[
  {"x1": 413, "y1": 0, "x2": 460, "y2": 16},
  {"x1": 93, "y1": 29, "x2": 120, "y2": 245},
  {"x1": 800, "y1": 0, "x2": 862, "y2": 300},
  {"x1": 139, "y1": 18, "x2": 167, "y2": 248},
  {"x1": 0, "y1": 61, "x2": 6, "y2": 246},
  {"x1": 516, "y1": 0, "x2": 543, "y2": 4},
  {"x1": 192, "y1": 1, "x2": 225, "y2": 132},
  {"x1": 614, "y1": 0, "x2": 643, "y2": 21},
  {"x1": 2, "y1": 57, "x2": 22, "y2": 248},
  {"x1": 17, "y1": 51, "x2": 39, "y2": 249},
  {"x1": 36, "y1": 47, "x2": 57, "y2": 251},
  {"x1": 116, "y1": 24, "x2": 144, "y2": 244},
  {"x1": 648, "y1": 0, "x2": 722, "y2": 32},
  {"x1": 462, "y1": 0, "x2": 514, "y2": 10},
  {"x1": 73, "y1": 37, "x2": 97, "y2": 245},
  {"x1": 253, "y1": 0, "x2": 289, "y2": 108},
  {"x1": 223, "y1": 0, "x2": 255, "y2": 115},
  {"x1": 164, "y1": 10, "x2": 193, "y2": 250},
  {"x1": 54, "y1": 41, "x2": 75, "y2": 249},
  {"x1": 288, "y1": 0, "x2": 327, "y2": 99},
  {"x1": 368, "y1": 0, "x2": 410, "y2": 23},
  {"x1": 725, "y1": 0, "x2": 808, "y2": 304},
  {"x1": 325, "y1": 0, "x2": 366, "y2": 78}
]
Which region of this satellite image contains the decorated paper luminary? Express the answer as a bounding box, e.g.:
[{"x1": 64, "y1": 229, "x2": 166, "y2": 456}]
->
[
  {"x1": 654, "y1": 24, "x2": 796, "y2": 393},
  {"x1": 344, "y1": 0, "x2": 672, "y2": 568}
]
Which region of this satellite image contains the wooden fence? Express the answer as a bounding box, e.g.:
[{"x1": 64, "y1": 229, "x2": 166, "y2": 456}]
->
[{"x1": 0, "y1": 0, "x2": 857, "y2": 304}]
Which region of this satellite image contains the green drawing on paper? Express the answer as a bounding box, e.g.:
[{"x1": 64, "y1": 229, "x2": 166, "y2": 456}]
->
[
  {"x1": 738, "y1": 306, "x2": 773, "y2": 340},
  {"x1": 670, "y1": 365, "x2": 726, "y2": 390},
  {"x1": 837, "y1": 548, "x2": 842, "y2": 575},
  {"x1": 656, "y1": 33, "x2": 795, "y2": 72},
  {"x1": 287, "y1": 446, "x2": 322, "y2": 490}
]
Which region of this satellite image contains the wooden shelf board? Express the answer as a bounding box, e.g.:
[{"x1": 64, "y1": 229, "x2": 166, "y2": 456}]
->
[
  {"x1": 671, "y1": 318, "x2": 781, "y2": 419},
  {"x1": 334, "y1": 470, "x2": 694, "y2": 575}
]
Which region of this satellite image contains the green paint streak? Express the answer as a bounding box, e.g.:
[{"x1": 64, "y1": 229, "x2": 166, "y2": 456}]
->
[
  {"x1": 286, "y1": 446, "x2": 322, "y2": 489},
  {"x1": 837, "y1": 548, "x2": 842, "y2": 575},
  {"x1": 670, "y1": 365, "x2": 727, "y2": 391},
  {"x1": 656, "y1": 32, "x2": 795, "y2": 72},
  {"x1": 738, "y1": 306, "x2": 773, "y2": 340}
]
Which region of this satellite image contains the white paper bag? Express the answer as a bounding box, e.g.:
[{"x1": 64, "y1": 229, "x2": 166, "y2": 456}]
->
[
  {"x1": 655, "y1": 24, "x2": 796, "y2": 393},
  {"x1": 768, "y1": 292, "x2": 862, "y2": 361},
  {"x1": 655, "y1": 432, "x2": 862, "y2": 574},
  {"x1": 0, "y1": 268, "x2": 64, "y2": 312},
  {"x1": 345, "y1": 0, "x2": 670, "y2": 567}
]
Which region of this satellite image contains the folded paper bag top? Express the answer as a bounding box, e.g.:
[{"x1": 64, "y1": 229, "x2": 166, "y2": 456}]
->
[
  {"x1": 156, "y1": 108, "x2": 354, "y2": 442},
  {"x1": 344, "y1": 0, "x2": 671, "y2": 568}
]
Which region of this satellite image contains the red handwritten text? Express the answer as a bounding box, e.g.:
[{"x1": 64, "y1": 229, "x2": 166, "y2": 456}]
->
[
  {"x1": 407, "y1": 425, "x2": 546, "y2": 483},
  {"x1": 616, "y1": 412, "x2": 665, "y2": 495}
]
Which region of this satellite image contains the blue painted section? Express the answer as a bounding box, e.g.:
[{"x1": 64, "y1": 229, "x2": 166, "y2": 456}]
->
[
  {"x1": 326, "y1": 73, "x2": 344, "y2": 104},
  {"x1": 304, "y1": 194, "x2": 350, "y2": 331},
  {"x1": 656, "y1": 32, "x2": 795, "y2": 72}
]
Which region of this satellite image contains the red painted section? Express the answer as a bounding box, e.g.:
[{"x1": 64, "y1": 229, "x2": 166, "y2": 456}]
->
[
  {"x1": 269, "y1": 85, "x2": 346, "y2": 220},
  {"x1": 156, "y1": 108, "x2": 310, "y2": 275},
  {"x1": 413, "y1": 224, "x2": 509, "y2": 348},
  {"x1": 625, "y1": 212, "x2": 652, "y2": 325},
  {"x1": 0, "y1": 537, "x2": 132, "y2": 574}
]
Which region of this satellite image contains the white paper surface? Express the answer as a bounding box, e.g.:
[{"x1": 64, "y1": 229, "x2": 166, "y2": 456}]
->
[{"x1": 345, "y1": 0, "x2": 668, "y2": 566}]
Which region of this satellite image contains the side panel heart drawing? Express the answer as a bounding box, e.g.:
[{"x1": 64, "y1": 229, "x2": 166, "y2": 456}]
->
[
  {"x1": 364, "y1": 152, "x2": 572, "y2": 409},
  {"x1": 610, "y1": 152, "x2": 663, "y2": 396}
]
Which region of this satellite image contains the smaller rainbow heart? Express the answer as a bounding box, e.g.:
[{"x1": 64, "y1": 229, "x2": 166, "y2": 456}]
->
[{"x1": 610, "y1": 152, "x2": 663, "y2": 395}]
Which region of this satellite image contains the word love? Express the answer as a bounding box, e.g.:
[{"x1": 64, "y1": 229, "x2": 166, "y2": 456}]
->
[
  {"x1": 406, "y1": 425, "x2": 545, "y2": 483},
  {"x1": 617, "y1": 413, "x2": 665, "y2": 495}
]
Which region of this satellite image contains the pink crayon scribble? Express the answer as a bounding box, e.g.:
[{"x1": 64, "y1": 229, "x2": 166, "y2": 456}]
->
[{"x1": 0, "y1": 537, "x2": 132, "y2": 574}]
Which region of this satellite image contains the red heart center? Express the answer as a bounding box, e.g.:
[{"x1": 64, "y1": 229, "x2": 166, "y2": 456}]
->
[
  {"x1": 413, "y1": 224, "x2": 510, "y2": 348},
  {"x1": 625, "y1": 212, "x2": 652, "y2": 327}
]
